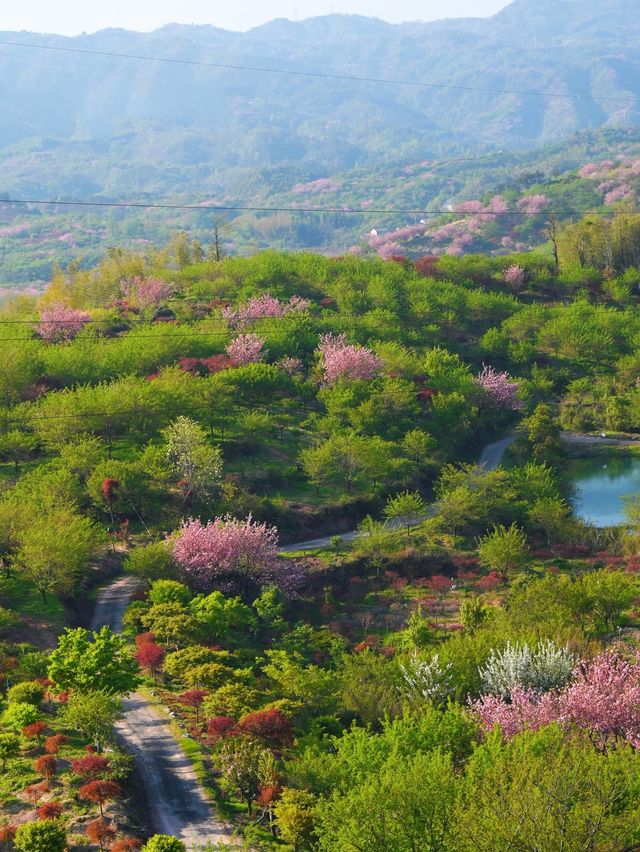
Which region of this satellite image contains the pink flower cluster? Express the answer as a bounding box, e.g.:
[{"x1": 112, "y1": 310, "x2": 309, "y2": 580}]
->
[
  {"x1": 605, "y1": 184, "x2": 632, "y2": 205},
  {"x1": 223, "y1": 293, "x2": 311, "y2": 327},
  {"x1": 578, "y1": 161, "x2": 615, "y2": 179},
  {"x1": 476, "y1": 366, "x2": 522, "y2": 410},
  {"x1": 173, "y1": 516, "x2": 304, "y2": 596},
  {"x1": 37, "y1": 304, "x2": 91, "y2": 342},
  {"x1": 226, "y1": 333, "x2": 265, "y2": 365},
  {"x1": 517, "y1": 195, "x2": 550, "y2": 215},
  {"x1": 317, "y1": 333, "x2": 383, "y2": 384},
  {"x1": 472, "y1": 652, "x2": 640, "y2": 748},
  {"x1": 121, "y1": 276, "x2": 174, "y2": 308},
  {"x1": 503, "y1": 265, "x2": 526, "y2": 291},
  {"x1": 292, "y1": 178, "x2": 340, "y2": 195}
]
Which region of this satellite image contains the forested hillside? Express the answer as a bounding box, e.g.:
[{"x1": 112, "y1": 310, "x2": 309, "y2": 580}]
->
[{"x1": 2, "y1": 242, "x2": 640, "y2": 847}]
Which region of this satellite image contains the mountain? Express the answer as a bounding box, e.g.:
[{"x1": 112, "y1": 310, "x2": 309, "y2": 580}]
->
[{"x1": 0, "y1": 0, "x2": 639, "y2": 285}]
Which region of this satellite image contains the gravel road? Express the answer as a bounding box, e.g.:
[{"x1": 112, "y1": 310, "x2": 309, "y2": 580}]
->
[{"x1": 91, "y1": 577, "x2": 235, "y2": 848}]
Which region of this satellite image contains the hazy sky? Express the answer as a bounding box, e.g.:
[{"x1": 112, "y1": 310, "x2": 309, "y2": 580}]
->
[{"x1": 1, "y1": 0, "x2": 511, "y2": 36}]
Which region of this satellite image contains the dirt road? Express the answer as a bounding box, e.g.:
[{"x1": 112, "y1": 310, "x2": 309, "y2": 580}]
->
[{"x1": 91, "y1": 578, "x2": 235, "y2": 848}]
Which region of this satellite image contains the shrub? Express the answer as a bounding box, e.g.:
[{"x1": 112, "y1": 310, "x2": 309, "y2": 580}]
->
[
  {"x1": 7, "y1": 682, "x2": 45, "y2": 707},
  {"x1": 3, "y1": 703, "x2": 40, "y2": 732},
  {"x1": 14, "y1": 820, "x2": 67, "y2": 852},
  {"x1": 142, "y1": 837, "x2": 186, "y2": 852},
  {"x1": 480, "y1": 641, "x2": 575, "y2": 699}
]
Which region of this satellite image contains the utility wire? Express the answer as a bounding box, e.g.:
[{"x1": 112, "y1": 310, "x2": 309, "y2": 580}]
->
[
  {"x1": 1, "y1": 196, "x2": 636, "y2": 217},
  {"x1": 0, "y1": 38, "x2": 636, "y2": 105}
]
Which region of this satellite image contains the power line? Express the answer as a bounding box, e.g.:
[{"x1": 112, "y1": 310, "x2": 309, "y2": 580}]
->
[
  {"x1": 0, "y1": 39, "x2": 636, "y2": 105},
  {"x1": 1, "y1": 196, "x2": 636, "y2": 217}
]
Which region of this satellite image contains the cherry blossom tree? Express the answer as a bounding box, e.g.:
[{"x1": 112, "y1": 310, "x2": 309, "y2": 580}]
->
[
  {"x1": 317, "y1": 333, "x2": 383, "y2": 384},
  {"x1": 476, "y1": 366, "x2": 522, "y2": 410},
  {"x1": 224, "y1": 294, "x2": 311, "y2": 327},
  {"x1": 37, "y1": 304, "x2": 90, "y2": 342},
  {"x1": 173, "y1": 516, "x2": 304, "y2": 597},
  {"x1": 121, "y1": 276, "x2": 174, "y2": 308},
  {"x1": 226, "y1": 334, "x2": 265, "y2": 365},
  {"x1": 503, "y1": 265, "x2": 526, "y2": 292}
]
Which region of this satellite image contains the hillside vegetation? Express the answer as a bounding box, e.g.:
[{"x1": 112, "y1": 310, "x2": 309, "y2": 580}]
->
[{"x1": 1, "y1": 242, "x2": 640, "y2": 846}]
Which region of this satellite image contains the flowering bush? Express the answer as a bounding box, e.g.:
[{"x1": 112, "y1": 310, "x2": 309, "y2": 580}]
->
[
  {"x1": 121, "y1": 276, "x2": 174, "y2": 308},
  {"x1": 475, "y1": 366, "x2": 522, "y2": 410},
  {"x1": 226, "y1": 334, "x2": 265, "y2": 365},
  {"x1": 479, "y1": 641, "x2": 575, "y2": 699},
  {"x1": 317, "y1": 333, "x2": 383, "y2": 384},
  {"x1": 399, "y1": 654, "x2": 452, "y2": 704},
  {"x1": 503, "y1": 265, "x2": 526, "y2": 291},
  {"x1": 37, "y1": 304, "x2": 90, "y2": 342}
]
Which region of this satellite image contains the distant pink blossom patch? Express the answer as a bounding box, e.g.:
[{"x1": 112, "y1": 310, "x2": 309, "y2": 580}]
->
[
  {"x1": 318, "y1": 333, "x2": 383, "y2": 384},
  {"x1": 517, "y1": 195, "x2": 550, "y2": 215},
  {"x1": 38, "y1": 304, "x2": 90, "y2": 342},
  {"x1": 121, "y1": 276, "x2": 174, "y2": 308},
  {"x1": 476, "y1": 365, "x2": 522, "y2": 410},
  {"x1": 291, "y1": 178, "x2": 340, "y2": 194}
]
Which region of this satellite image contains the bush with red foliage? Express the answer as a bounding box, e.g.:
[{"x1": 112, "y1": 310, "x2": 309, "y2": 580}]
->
[
  {"x1": 37, "y1": 801, "x2": 64, "y2": 821},
  {"x1": 135, "y1": 632, "x2": 156, "y2": 648},
  {"x1": 0, "y1": 824, "x2": 16, "y2": 843},
  {"x1": 44, "y1": 734, "x2": 68, "y2": 755},
  {"x1": 476, "y1": 571, "x2": 503, "y2": 593},
  {"x1": 206, "y1": 716, "x2": 238, "y2": 740},
  {"x1": 78, "y1": 780, "x2": 121, "y2": 817},
  {"x1": 100, "y1": 478, "x2": 119, "y2": 505},
  {"x1": 135, "y1": 642, "x2": 165, "y2": 679},
  {"x1": 71, "y1": 754, "x2": 111, "y2": 779},
  {"x1": 414, "y1": 256, "x2": 440, "y2": 277},
  {"x1": 23, "y1": 781, "x2": 49, "y2": 806},
  {"x1": 237, "y1": 709, "x2": 293, "y2": 749},
  {"x1": 111, "y1": 839, "x2": 142, "y2": 852},
  {"x1": 22, "y1": 721, "x2": 48, "y2": 744},
  {"x1": 86, "y1": 818, "x2": 116, "y2": 850},
  {"x1": 34, "y1": 755, "x2": 57, "y2": 780},
  {"x1": 179, "y1": 690, "x2": 208, "y2": 725}
]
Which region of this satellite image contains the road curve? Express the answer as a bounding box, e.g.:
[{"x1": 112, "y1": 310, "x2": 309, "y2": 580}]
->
[
  {"x1": 91, "y1": 577, "x2": 235, "y2": 848},
  {"x1": 280, "y1": 433, "x2": 516, "y2": 553}
]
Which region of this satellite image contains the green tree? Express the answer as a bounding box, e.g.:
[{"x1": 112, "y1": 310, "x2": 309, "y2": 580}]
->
[
  {"x1": 162, "y1": 416, "x2": 223, "y2": 503},
  {"x1": 454, "y1": 727, "x2": 640, "y2": 851},
  {"x1": 2, "y1": 702, "x2": 40, "y2": 732},
  {"x1": 528, "y1": 496, "x2": 572, "y2": 546},
  {"x1": 274, "y1": 789, "x2": 317, "y2": 852},
  {"x1": 0, "y1": 430, "x2": 39, "y2": 472},
  {"x1": 59, "y1": 690, "x2": 122, "y2": 752},
  {"x1": 523, "y1": 403, "x2": 562, "y2": 464},
  {"x1": 477, "y1": 524, "x2": 529, "y2": 582},
  {"x1": 141, "y1": 603, "x2": 198, "y2": 649},
  {"x1": 148, "y1": 580, "x2": 192, "y2": 607},
  {"x1": 125, "y1": 541, "x2": 176, "y2": 582},
  {"x1": 401, "y1": 429, "x2": 434, "y2": 474},
  {"x1": 15, "y1": 508, "x2": 104, "y2": 602},
  {"x1": 14, "y1": 820, "x2": 67, "y2": 852},
  {"x1": 219, "y1": 737, "x2": 270, "y2": 814},
  {"x1": 317, "y1": 750, "x2": 456, "y2": 852},
  {"x1": 0, "y1": 732, "x2": 20, "y2": 770},
  {"x1": 384, "y1": 491, "x2": 428, "y2": 536},
  {"x1": 48, "y1": 626, "x2": 140, "y2": 694}
]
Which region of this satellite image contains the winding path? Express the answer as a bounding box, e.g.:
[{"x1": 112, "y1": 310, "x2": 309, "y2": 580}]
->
[
  {"x1": 280, "y1": 433, "x2": 516, "y2": 553},
  {"x1": 91, "y1": 577, "x2": 235, "y2": 848}
]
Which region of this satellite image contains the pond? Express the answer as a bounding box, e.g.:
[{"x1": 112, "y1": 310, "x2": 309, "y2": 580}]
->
[{"x1": 568, "y1": 455, "x2": 640, "y2": 527}]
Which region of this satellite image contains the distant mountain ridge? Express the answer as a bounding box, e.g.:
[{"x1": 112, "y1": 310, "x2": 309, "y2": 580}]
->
[{"x1": 0, "y1": 0, "x2": 639, "y2": 285}]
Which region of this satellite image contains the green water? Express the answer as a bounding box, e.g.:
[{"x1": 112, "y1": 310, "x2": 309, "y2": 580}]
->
[{"x1": 568, "y1": 455, "x2": 640, "y2": 527}]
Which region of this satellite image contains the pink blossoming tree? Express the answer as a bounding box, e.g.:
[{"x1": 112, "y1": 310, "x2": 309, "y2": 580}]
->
[
  {"x1": 224, "y1": 294, "x2": 311, "y2": 327},
  {"x1": 37, "y1": 304, "x2": 91, "y2": 342},
  {"x1": 503, "y1": 265, "x2": 526, "y2": 292},
  {"x1": 173, "y1": 516, "x2": 304, "y2": 597},
  {"x1": 121, "y1": 276, "x2": 174, "y2": 308},
  {"x1": 476, "y1": 366, "x2": 522, "y2": 410},
  {"x1": 317, "y1": 333, "x2": 383, "y2": 384},
  {"x1": 226, "y1": 334, "x2": 265, "y2": 365}
]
